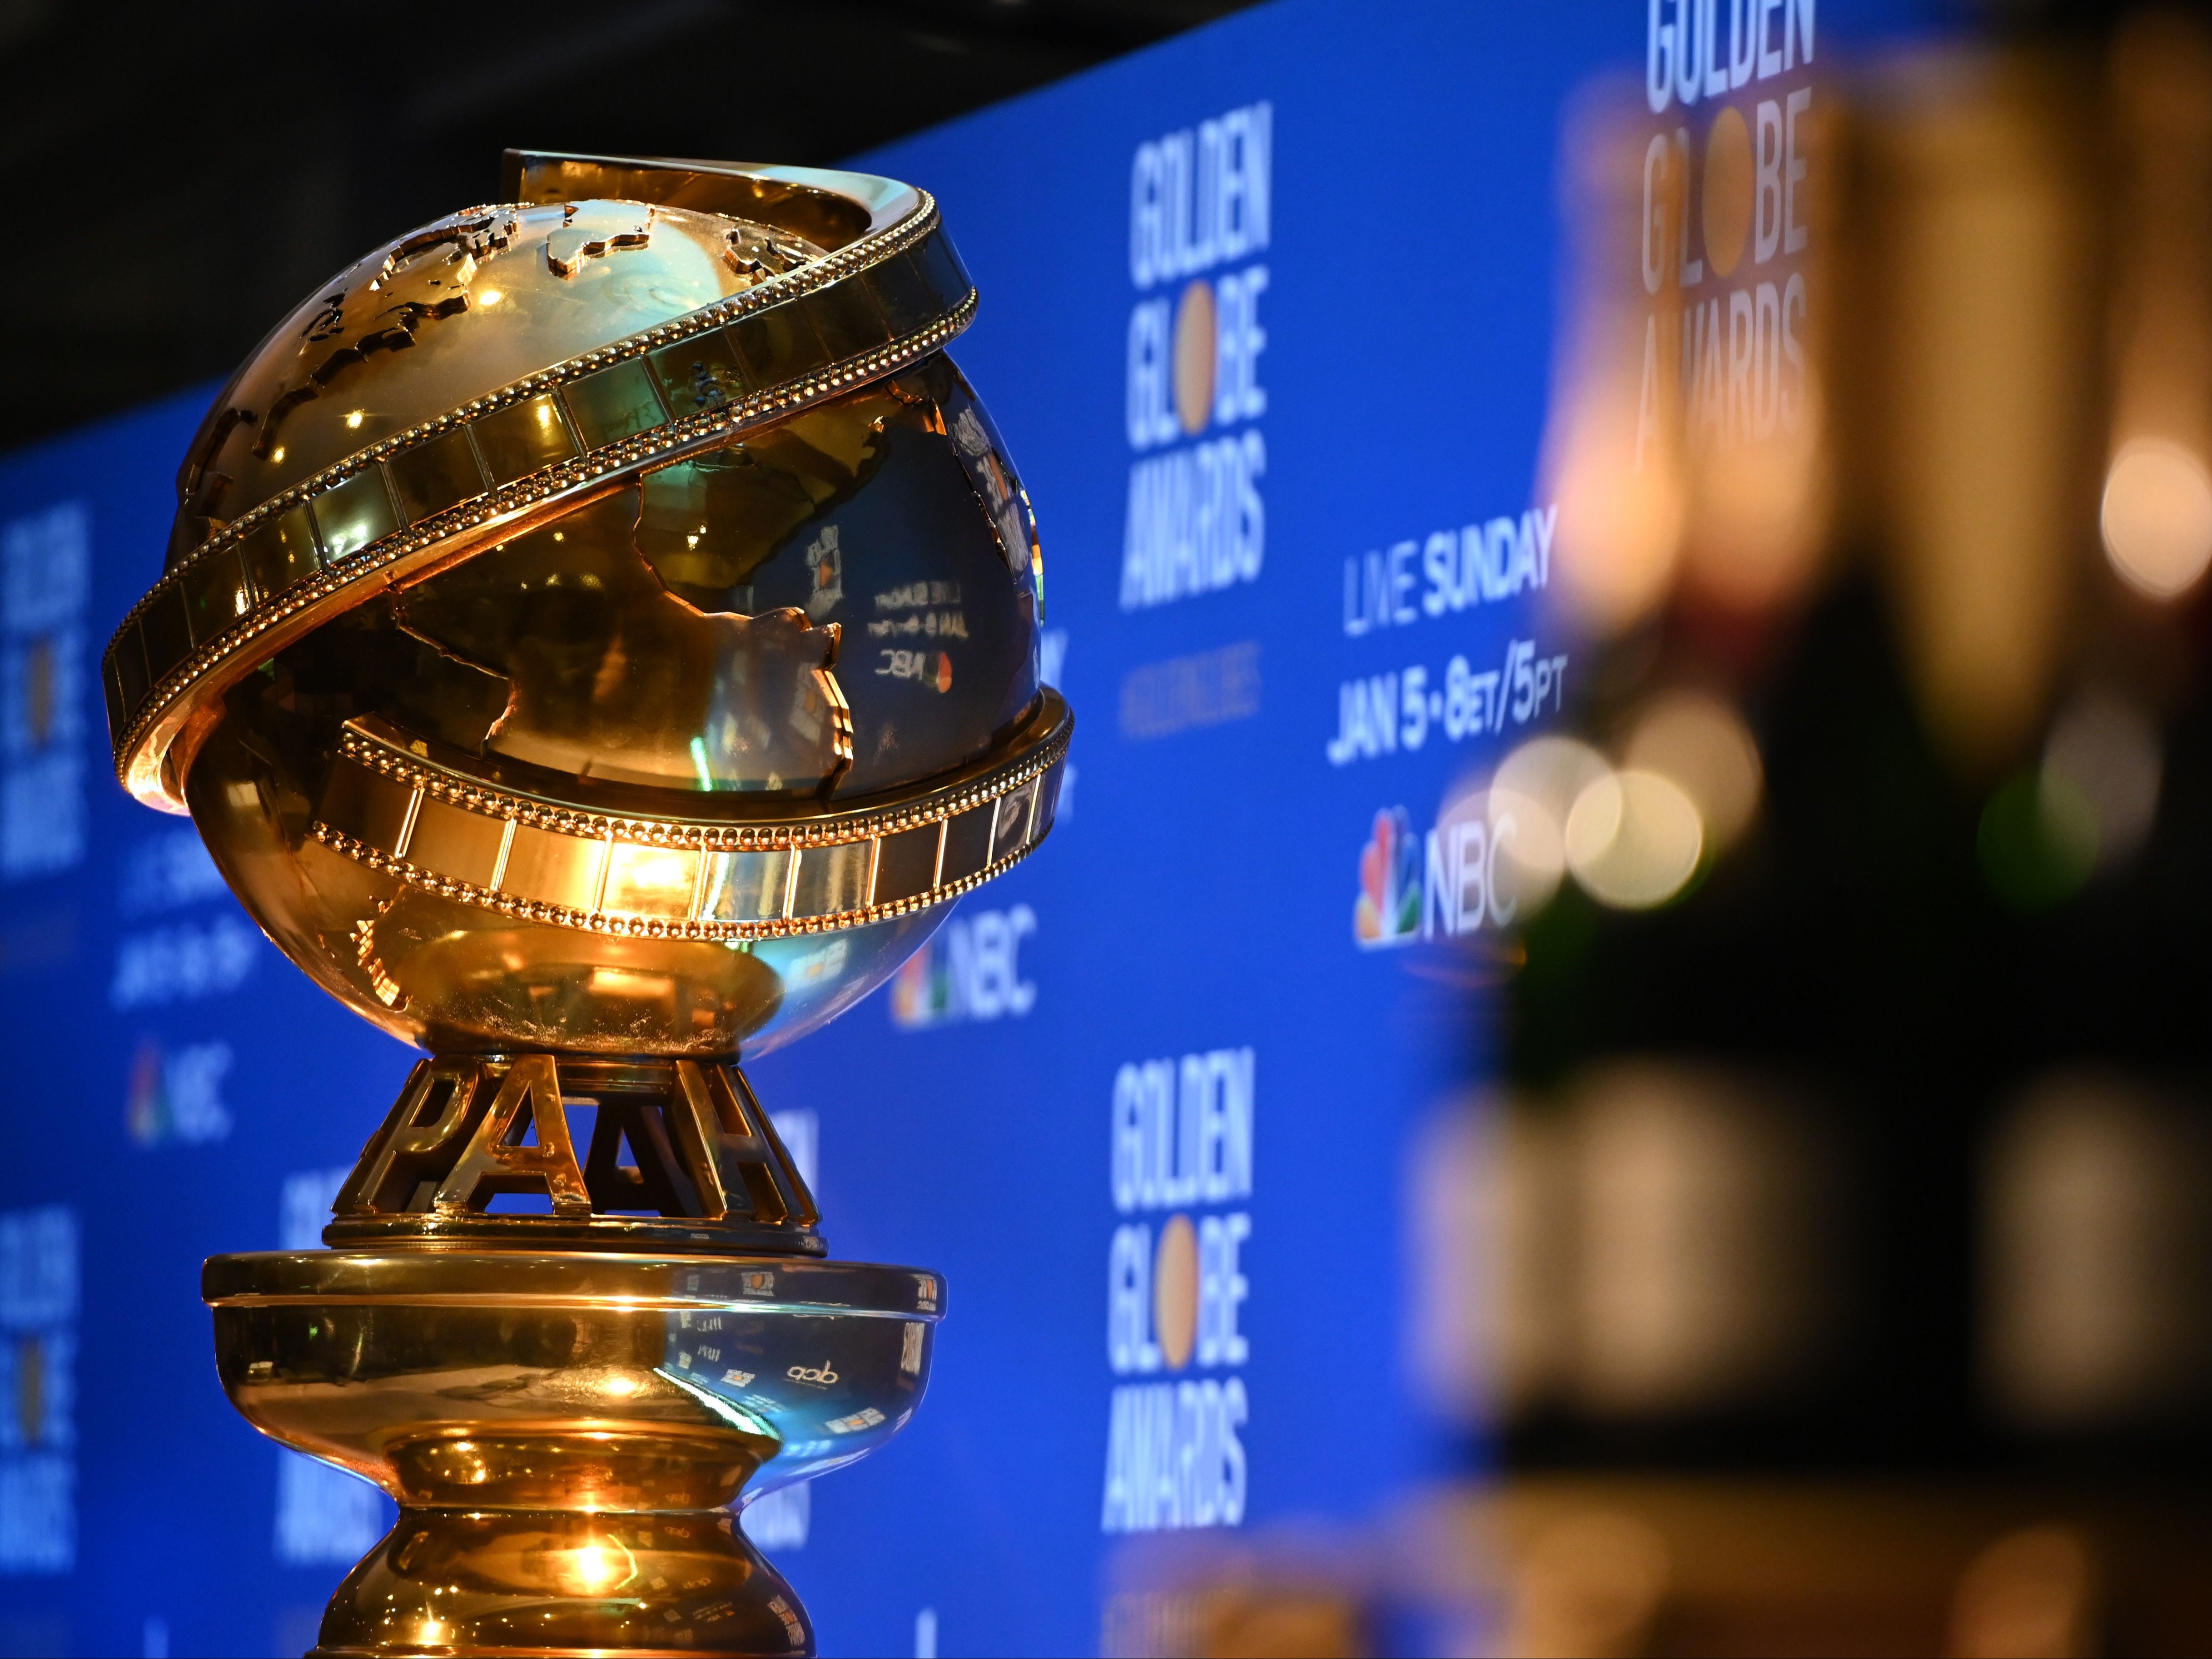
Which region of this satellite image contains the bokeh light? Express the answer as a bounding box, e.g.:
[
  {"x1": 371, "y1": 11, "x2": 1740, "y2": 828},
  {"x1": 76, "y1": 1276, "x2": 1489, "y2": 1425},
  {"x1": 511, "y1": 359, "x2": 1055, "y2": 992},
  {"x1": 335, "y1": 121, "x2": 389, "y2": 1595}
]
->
[
  {"x1": 1565, "y1": 769, "x2": 1704, "y2": 911},
  {"x1": 2043, "y1": 688, "x2": 2162, "y2": 870},
  {"x1": 1497, "y1": 1508, "x2": 1671, "y2": 1659},
  {"x1": 559, "y1": 1539, "x2": 635, "y2": 1595},
  {"x1": 1948, "y1": 1527, "x2": 2101, "y2": 1659},
  {"x1": 1978, "y1": 768, "x2": 2099, "y2": 910},
  {"x1": 1623, "y1": 690, "x2": 1764, "y2": 853},
  {"x1": 1491, "y1": 736, "x2": 1611, "y2": 912},
  {"x1": 2100, "y1": 437, "x2": 2212, "y2": 598},
  {"x1": 1983, "y1": 1077, "x2": 2212, "y2": 1429},
  {"x1": 1546, "y1": 387, "x2": 1687, "y2": 635}
]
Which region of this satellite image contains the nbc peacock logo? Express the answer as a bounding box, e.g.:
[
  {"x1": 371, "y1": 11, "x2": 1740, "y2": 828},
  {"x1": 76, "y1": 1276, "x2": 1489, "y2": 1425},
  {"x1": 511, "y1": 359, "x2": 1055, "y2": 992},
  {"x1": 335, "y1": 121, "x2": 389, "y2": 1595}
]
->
[
  {"x1": 889, "y1": 904, "x2": 1037, "y2": 1029},
  {"x1": 890, "y1": 945, "x2": 953, "y2": 1028},
  {"x1": 1353, "y1": 806, "x2": 1423, "y2": 948}
]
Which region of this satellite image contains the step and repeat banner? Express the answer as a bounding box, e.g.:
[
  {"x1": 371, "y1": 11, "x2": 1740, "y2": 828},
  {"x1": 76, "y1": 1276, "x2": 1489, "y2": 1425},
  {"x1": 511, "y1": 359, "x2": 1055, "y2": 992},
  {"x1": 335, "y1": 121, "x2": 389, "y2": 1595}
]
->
[{"x1": 0, "y1": 0, "x2": 1874, "y2": 1652}]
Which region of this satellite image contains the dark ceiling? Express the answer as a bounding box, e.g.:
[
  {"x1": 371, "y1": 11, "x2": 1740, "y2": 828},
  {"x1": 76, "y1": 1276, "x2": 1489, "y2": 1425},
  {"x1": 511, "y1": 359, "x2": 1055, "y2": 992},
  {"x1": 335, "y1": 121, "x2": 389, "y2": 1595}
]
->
[{"x1": 0, "y1": 0, "x2": 1256, "y2": 454}]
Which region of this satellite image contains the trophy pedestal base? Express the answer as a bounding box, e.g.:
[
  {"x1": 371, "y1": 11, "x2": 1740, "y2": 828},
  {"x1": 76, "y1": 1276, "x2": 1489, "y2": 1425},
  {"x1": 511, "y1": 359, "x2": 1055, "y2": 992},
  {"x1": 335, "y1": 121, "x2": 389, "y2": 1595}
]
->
[
  {"x1": 206, "y1": 1247, "x2": 942, "y2": 1659},
  {"x1": 311, "y1": 1505, "x2": 806, "y2": 1658}
]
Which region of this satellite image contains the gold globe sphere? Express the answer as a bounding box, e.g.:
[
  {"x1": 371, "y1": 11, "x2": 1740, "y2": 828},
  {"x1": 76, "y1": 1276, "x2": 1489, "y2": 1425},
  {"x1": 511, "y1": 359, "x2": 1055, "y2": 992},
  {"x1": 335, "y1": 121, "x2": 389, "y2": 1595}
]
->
[{"x1": 107, "y1": 154, "x2": 1069, "y2": 1059}]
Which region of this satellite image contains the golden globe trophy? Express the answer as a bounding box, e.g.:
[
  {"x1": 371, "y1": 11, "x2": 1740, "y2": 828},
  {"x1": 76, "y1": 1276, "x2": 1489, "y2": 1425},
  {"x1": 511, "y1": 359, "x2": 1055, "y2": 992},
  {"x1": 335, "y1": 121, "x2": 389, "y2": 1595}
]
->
[{"x1": 101, "y1": 152, "x2": 1068, "y2": 1657}]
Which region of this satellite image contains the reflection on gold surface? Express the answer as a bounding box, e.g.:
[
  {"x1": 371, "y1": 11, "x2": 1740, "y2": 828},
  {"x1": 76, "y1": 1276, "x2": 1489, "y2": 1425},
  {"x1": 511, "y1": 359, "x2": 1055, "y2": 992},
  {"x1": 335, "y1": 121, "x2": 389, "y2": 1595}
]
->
[
  {"x1": 108, "y1": 156, "x2": 985, "y2": 816},
  {"x1": 173, "y1": 337, "x2": 1067, "y2": 1057},
  {"x1": 557, "y1": 1537, "x2": 638, "y2": 1594},
  {"x1": 400, "y1": 491, "x2": 850, "y2": 795},
  {"x1": 208, "y1": 1247, "x2": 937, "y2": 1651},
  {"x1": 180, "y1": 200, "x2": 802, "y2": 549},
  {"x1": 184, "y1": 683, "x2": 1065, "y2": 1057}
]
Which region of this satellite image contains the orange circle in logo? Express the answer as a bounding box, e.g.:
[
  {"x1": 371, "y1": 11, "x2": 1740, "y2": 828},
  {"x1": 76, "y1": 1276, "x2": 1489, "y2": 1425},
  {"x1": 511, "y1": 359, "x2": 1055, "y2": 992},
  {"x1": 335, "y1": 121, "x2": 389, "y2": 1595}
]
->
[
  {"x1": 1173, "y1": 279, "x2": 1218, "y2": 437},
  {"x1": 1702, "y1": 105, "x2": 1754, "y2": 278},
  {"x1": 1152, "y1": 1213, "x2": 1199, "y2": 1371}
]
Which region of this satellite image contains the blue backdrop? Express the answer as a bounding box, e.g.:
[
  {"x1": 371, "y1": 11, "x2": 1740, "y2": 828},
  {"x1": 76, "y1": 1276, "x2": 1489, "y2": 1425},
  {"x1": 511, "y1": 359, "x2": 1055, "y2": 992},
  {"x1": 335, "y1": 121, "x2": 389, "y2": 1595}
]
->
[{"x1": 0, "y1": 0, "x2": 1890, "y2": 1651}]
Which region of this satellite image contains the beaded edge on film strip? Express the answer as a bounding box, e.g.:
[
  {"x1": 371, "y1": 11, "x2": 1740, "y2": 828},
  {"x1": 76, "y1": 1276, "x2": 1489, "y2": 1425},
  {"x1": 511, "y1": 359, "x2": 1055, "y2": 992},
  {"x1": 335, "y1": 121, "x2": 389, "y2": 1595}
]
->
[
  {"x1": 308, "y1": 703, "x2": 1071, "y2": 941},
  {"x1": 311, "y1": 821, "x2": 1056, "y2": 944}
]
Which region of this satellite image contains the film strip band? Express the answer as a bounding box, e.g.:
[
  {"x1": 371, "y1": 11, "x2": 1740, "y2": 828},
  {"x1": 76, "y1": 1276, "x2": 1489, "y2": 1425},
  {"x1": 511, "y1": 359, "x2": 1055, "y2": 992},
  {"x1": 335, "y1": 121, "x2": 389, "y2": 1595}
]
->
[
  {"x1": 105, "y1": 198, "x2": 972, "y2": 805},
  {"x1": 309, "y1": 691, "x2": 1070, "y2": 941}
]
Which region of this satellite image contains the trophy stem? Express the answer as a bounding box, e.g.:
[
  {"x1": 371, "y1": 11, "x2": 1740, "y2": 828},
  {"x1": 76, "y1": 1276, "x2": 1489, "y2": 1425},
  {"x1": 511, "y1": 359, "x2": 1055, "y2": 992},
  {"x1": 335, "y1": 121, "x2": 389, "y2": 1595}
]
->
[
  {"x1": 315, "y1": 1505, "x2": 810, "y2": 1657},
  {"x1": 207, "y1": 1056, "x2": 942, "y2": 1658}
]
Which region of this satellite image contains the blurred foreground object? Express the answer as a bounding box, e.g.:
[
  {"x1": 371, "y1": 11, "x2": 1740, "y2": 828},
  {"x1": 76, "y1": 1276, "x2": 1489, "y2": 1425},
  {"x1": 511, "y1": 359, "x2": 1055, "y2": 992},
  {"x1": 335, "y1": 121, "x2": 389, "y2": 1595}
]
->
[
  {"x1": 1104, "y1": 1480, "x2": 2212, "y2": 1657},
  {"x1": 1532, "y1": 20, "x2": 2212, "y2": 854},
  {"x1": 103, "y1": 150, "x2": 1069, "y2": 1657},
  {"x1": 1390, "y1": 21, "x2": 2212, "y2": 1659},
  {"x1": 1947, "y1": 1525, "x2": 2101, "y2": 1659},
  {"x1": 1409, "y1": 1068, "x2": 1842, "y2": 1427},
  {"x1": 1983, "y1": 1075, "x2": 2212, "y2": 1429},
  {"x1": 1858, "y1": 53, "x2": 2098, "y2": 770},
  {"x1": 1416, "y1": 1063, "x2": 2212, "y2": 1446}
]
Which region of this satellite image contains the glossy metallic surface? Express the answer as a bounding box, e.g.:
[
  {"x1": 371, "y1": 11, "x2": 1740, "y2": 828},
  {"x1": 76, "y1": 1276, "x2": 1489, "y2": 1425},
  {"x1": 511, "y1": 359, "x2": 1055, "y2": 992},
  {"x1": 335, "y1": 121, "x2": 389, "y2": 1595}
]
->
[
  {"x1": 114, "y1": 153, "x2": 1064, "y2": 1658},
  {"x1": 192, "y1": 675, "x2": 1064, "y2": 1058},
  {"x1": 107, "y1": 154, "x2": 998, "y2": 815},
  {"x1": 209, "y1": 1250, "x2": 938, "y2": 1656},
  {"x1": 323, "y1": 1055, "x2": 828, "y2": 1254},
  {"x1": 191, "y1": 199, "x2": 804, "y2": 533},
  {"x1": 109, "y1": 153, "x2": 1060, "y2": 1058}
]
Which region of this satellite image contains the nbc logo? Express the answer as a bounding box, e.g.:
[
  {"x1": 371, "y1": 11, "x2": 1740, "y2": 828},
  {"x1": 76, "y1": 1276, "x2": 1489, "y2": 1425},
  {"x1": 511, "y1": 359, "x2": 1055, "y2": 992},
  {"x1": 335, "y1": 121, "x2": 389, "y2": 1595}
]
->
[
  {"x1": 1354, "y1": 808, "x2": 1424, "y2": 948},
  {"x1": 125, "y1": 1038, "x2": 235, "y2": 1148},
  {"x1": 1354, "y1": 800, "x2": 1524, "y2": 949},
  {"x1": 889, "y1": 903, "x2": 1037, "y2": 1029}
]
